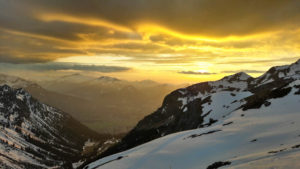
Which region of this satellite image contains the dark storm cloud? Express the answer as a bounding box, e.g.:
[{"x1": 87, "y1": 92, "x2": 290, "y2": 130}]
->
[
  {"x1": 0, "y1": 54, "x2": 47, "y2": 64},
  {"x1": 0, "y1": 0, "x2": 300, "y2": 64},
  {"x1": 0, "y1": 30, "x2": 88, "y2": 63},
  {"x1": 1, "y1": 0, "x2": 300, "y2": 40},
  {"x1": 178, "y1": 71, "x2": 217, "y2": 75},
  {"x1": 2, "y1": 0, "x2": 299, "y2": 37}
]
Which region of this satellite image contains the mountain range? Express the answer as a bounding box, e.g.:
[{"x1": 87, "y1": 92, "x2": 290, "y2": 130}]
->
[
  {"x1": 1, "y1": 59, "x2": 300, "y2": 168},
  {"x1": 37, "y1": 74, "x2": 182, "y2": 133},
  {"x1": 84, "y1": 59, "x2": 300, "y2": 169},
  {"x1": 0, "y1": 74, "x2": 181, "y2": 134},
  {"x1": 0, "y1": 84, "x2": 119, "y2": 169}
]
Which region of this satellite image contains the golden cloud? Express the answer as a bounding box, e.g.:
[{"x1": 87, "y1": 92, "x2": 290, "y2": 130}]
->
[{"x1": 0, "y1": 0, "x2": 299, "y2": 83}]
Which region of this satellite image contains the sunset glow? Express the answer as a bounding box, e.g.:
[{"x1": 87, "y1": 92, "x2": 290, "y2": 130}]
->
[{"x1": 1, "y1": 0, "x2": 300, "y2": 84}]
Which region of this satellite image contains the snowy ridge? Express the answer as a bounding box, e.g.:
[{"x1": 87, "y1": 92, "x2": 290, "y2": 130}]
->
[
  {"x1": 209, "y1": 72, "x2": 252, "y2": 91},
  {"x1": 96, "y1": 71, "x2": 257, "y2": 158},
  {"x1": 0, "y1": 85, "x2": 102, "y2": 169},
  {"x1": 85, "y1": 59, "x2": 300, "y2": 169},
  {"x1": 86, "y1": 84, "x2": 300, "y2": 169},
  {"x1": 254, "y1": 59, "x2": 300, "y2": 85}
]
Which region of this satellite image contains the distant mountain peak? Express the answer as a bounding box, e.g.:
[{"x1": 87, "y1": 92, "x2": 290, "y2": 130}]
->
[
  {"x1": 97, "y1": 76, "x2": 121, "y2": 82},
  {"x1": 222, "y1": 72, "x2": 252, "y2": 82},
  {"x1": 136, "y1": 79, "x2": 159, "y2": 85},
  {"x1": 0, "y1": 74, "x2": 35, "y2": 88},
  {"x1": 62, "y1": 73, "x2": 82, "y2": 77}
]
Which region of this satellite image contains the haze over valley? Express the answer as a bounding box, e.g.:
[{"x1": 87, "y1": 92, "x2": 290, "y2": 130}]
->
[{"x1": 0, "y1": 73, "x2": 182, "y2": 133}]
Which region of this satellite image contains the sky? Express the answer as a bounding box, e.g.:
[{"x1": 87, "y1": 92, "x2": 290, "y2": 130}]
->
[{"x1": 0, "y1": 0, "x2": 300, "y2": 84}]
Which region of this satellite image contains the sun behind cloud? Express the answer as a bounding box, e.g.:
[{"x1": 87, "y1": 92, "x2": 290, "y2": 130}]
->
[{"x1": 0, "y1": 0, "x2": 300, "y2": 83}]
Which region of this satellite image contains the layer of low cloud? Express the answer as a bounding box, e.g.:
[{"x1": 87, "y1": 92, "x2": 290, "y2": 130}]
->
[
  {"x1": 178, "y1": 71, "x2": 216, "y2": 75},
  {"x1": 0, "y1": 62, "x2": 130, "y2": 73},
  {"x1": 222, "y1": 70, "x2": 265, "y2": 74}
]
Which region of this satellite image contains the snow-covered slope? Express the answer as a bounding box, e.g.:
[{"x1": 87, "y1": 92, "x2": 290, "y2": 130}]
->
[
  {"x1": 85, "y1": 84, "x2": 300, "y2": 169},
  {"x1": 85, "y1": 59, "x2": 300, "y2": 169},
  {"x1": 0, "y1": 85, "x2": 105, "y2": 169},
  {"x1": 254, "y1": 59, "x2": 300, "y2": 85}
]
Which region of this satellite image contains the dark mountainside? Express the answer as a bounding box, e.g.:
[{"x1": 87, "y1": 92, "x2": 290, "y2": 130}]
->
[
  {"x1": 0, "y1": 85, "x2": 116, "y2": 169},
  {"x1": 85, "y1": 59, "x2": 300, "y2": 166}
]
